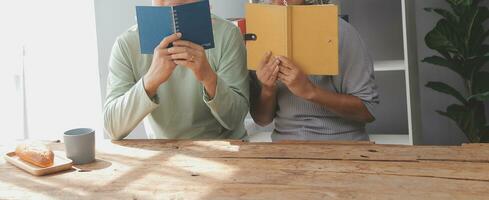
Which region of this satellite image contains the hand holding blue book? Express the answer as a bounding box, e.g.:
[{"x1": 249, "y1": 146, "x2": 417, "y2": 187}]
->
[{"x1": 136, "y1": 0, "x2": 215, "y2": 54}]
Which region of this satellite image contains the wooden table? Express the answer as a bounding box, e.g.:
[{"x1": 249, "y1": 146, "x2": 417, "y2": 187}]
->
[{"x1": 1, "y1": 140, "x2": 489, "y2": 200}]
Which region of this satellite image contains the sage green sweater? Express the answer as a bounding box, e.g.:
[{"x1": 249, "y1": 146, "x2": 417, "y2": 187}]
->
[{"x1": 104, "y1": 16, "x2": 249, "y2": 140}]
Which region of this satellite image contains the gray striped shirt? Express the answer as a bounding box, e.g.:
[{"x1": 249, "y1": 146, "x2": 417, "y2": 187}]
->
[{"x1": 250, "y1": 19, "x2": 379, "y2": 141}]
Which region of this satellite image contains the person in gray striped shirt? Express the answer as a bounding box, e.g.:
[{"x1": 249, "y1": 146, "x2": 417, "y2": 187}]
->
[{"x1": 250, "y1": 0, "x2": 379, "y2": 141}]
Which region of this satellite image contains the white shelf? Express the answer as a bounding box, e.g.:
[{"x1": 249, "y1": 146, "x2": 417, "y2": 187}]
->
[
  {"x1": 374, "y1": 60, "x2": 405, "y2": 72},
  {"x1": 247, "y1": 132, "x2": 411, "y2": 145},
  {"x1": 248, "y1": 131, "x2": 272, "y2": 142},
  {"x1": 343, "y1": 0, "x2": 422, "y2": 144},
  {"x1": 369, "y1": 134, "x2": 410, "y2": 145}
]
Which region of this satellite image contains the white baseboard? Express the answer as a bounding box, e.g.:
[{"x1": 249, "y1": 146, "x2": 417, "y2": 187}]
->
[{"x1": 248, "y1": 132, "x2": 410, "y2": 145}]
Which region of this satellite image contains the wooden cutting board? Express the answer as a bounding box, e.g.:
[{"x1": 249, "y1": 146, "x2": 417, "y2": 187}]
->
[{"x1": 3, "y1": 151, "x2": 73, "y2": 176}]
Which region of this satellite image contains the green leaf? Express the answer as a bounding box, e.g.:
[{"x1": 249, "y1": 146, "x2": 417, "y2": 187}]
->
[
  {"x1": 425, "y1": 8, "x2": 458, "y2": 24},
  {"x1": 481, "y1": 125, "x2": 489, "y2": 143},
  {"x1": 473, "y1": 44, "x2": 489, "y2": 56},
  {"x1": 463, "y1": 55, "x2": 489, "y2": 75},
  {"x1": 437, "y1": 103, "x2": 481, "y2": 142},
  {"x1": 422, "y1": 56, "x2": 467, "y2": 78},
  {"x1": 446, "y1": 0, "x2": 472, "y2": 7},
  {"x1": 466, "y1": 7, "x2": 489, "y2": 56},
  {"x1": 425, "y1": 19, "x2": 461, "y2": 54},
  {"x1": 481, "y1": 134, "x2": 489, "y2": 143},
  {"x1": 468, "y1": 91, "x2": 489, "y2": 101},
  {"x1": 422, "y1": 56, "x2": 453, "y2": 67},
  {"x1": 472, "y1": 0, "x2": 482, "y2": 6},
  {"x1": 473, "y1": 71, "x2": 489, "y2": 94},
  {"x1": 476, "y1": 6, "x2": 489, "y2": 23},
  {"x1": 477, "y1": 31, "x2": 489, "y2": 47},
  {"x1": 447, "y1": 0, "x2": 473, "y2": 18},
  {"x1": 426, "y1": 82, "x2": 468, "y2": 104}
]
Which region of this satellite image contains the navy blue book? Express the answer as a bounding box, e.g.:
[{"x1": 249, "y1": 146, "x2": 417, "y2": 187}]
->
[{"x1": 136, "y1": 0, "x2": 215, "y2": 54}]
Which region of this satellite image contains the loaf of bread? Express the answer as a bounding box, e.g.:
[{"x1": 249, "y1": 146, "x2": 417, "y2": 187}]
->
[{"x1": 15, "y1": 143, "x2": 54, "y2": 168}]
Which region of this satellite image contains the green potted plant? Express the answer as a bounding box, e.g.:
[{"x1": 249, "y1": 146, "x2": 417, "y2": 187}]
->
[{"x1": 423, "y1": 0, "x2": 489, "y2": 143}]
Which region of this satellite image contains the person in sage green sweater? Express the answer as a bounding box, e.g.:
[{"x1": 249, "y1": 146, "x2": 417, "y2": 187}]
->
[{"x1": 104, "y1": 0, "x2": 249, "y2": 140}]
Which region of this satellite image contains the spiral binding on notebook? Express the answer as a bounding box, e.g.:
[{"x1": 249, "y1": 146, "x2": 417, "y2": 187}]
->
[{"x1": 172, "y1": 7, "x2": 180, "y2": 33}]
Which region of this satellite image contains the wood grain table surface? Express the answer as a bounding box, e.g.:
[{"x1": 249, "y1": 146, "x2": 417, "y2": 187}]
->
[{"x1": 1, "y1": 140, "x2": 489, "y2": 200}]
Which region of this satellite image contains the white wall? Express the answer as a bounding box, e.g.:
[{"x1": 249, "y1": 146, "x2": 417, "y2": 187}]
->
[{"x1": 210, "y1": 0, "x2": 249, "y2": 19}]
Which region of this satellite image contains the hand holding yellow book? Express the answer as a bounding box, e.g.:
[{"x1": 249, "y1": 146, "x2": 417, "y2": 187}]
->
[{"x1": 245, "y1": 3, "x2": 339, "y2": 75}]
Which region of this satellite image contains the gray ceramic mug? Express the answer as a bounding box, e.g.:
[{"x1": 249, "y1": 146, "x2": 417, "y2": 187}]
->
[{"x1": 63, "y1": 128, "x2": 95, "y2": 165}]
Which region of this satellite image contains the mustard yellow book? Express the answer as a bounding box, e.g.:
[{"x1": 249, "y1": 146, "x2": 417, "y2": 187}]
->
[{"x1": 245, "y1": 3, "x2": 339, "y2": 75}]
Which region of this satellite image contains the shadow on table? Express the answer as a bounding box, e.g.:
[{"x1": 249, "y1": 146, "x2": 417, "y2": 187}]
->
[{"x1": 73, "y1": 159, "x2": 112, "y2": 172}]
